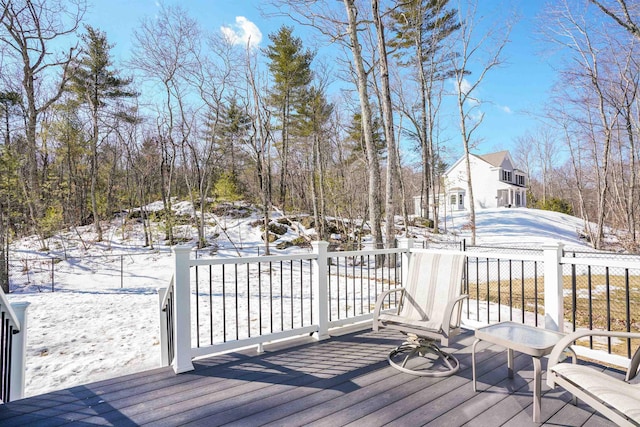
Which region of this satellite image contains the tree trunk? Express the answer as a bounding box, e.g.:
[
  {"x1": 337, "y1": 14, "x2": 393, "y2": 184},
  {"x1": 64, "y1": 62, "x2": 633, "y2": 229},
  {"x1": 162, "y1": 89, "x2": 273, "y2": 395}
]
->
[
  {"x1": 90, "y1": 108, "x2": 102, "y2": 241},
  {"x1": 344, "y1": 0, "x2": 383, "y2": 249},
  {"x1": 372, "y1": 0, "x2": 397, "y2": 249}
]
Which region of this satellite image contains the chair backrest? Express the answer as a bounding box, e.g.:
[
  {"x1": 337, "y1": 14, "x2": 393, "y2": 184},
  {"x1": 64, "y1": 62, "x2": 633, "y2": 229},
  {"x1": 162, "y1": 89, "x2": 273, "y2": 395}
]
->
[{"x1": 399, "y1": 252, "x2": 466, "y2": 325}]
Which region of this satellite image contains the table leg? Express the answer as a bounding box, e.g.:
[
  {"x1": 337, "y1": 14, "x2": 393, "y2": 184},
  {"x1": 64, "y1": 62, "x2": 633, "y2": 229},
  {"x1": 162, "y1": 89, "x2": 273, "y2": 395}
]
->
[
  {"x1": 507, "y1": 348, "x2": 514, "y2": 378},
  {"x1": 472, "y1": 338, "x2": 480, "y2": 392},
  {"x1": 532, "y1": 356, "x2": 542, "y2": 422}
]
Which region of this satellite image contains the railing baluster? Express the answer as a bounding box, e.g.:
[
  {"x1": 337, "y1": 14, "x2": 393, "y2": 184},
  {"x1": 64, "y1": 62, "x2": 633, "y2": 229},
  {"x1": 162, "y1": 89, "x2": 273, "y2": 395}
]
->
[
  {"x1": 571, "y1": 264, "x2": 578, "y2": 331},
  {"x1": 309, "y1": 260, "x2": 313, "y2": 325},
  {"x1": 222, "y1": 264, "x2": 226, "y2": 342},
  {"x1": 486, "y1": 258, "x2": 490, "y2": 324},
  {"x1": 352, "y1": 256, "x2": 356, "y2": 317},
  {"x1": 280, "y1": 260, "x2": 284, "y2": 331},
  {"x1": 235, "y1": 264, "x2": 239, "y2": 340},
  {"x1": 290, "y1": 259, "x2": 294, "y2": 329},
  {"x1": 195, "y1": 265, "x2": 200, "y2": 347},
  {"x1": 606, "y1": 266, "x2": 611, "y2": 352},
  {"x1": 497, "y1": 260, "x2": 501, "y2": 322},
  {"x1": 300, "y1": 259, "x2": 304, "y2": 327},
  {"x1": 258, "y1": 262, "x2": 262, "y2": 336},
  {"x1": 625, "y1": 268, "x2": 631, "y2": 358},
  {"x1": 475, "y1": 257, "x2": 479, "y2": 322},
  {"x1": 509, "y1": 260, "x2": 513, "y2": 321},
  {"x1": 360, "y1": 256, "x2": 364, "y2": 314},
  {"x1": 534, "y1": 261, "x2": 538, "y2": 327},
  {"x1": 344, "y1": 256, "x2": 348, "y2": 318},
  {"x1": 336, "y1": 256, "x2": 341, "y2": 319},
  {"x1": 588, "y1": 265, "x2": 593, "y2": 349},
  {"x1": 209, "y1": 266, "x2": 213, "y2": 345},
  {"x1": 6, "y1": 324, "x2": 12, "y2": 402},
  {"x1": 374, "y1": 256, "x2": 378, "y2": 309},
  {"x1": 328, "y1": 258, "x2": 333, "y2": 321},
  {"x1": 367, "y1": 255, "x2": 371, "y2": 312},
  {"x1": 521, "y1": 260, "x2": 525, "y2": 324},
  {"x1": 247, "y1": 263, "x2": 250, "y2": 338},
  {"x1": 269, "y1": 261, "x2": 273, "y2": 334}
]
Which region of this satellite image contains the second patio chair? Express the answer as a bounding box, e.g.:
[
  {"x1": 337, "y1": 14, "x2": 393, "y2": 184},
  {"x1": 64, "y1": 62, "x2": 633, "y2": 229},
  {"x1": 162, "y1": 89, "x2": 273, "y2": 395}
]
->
[{"x1": 373, "y1": 251, "x2": 467, "y2": 377}]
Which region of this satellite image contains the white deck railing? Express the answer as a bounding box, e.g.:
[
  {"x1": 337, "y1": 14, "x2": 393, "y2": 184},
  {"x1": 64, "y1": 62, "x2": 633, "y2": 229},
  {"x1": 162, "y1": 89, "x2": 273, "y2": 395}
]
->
[
  {"x1": 0, "y1": 288, "x2": 29, "y2": 402},
  {"x1": 160, "y1": 239, "x2": 640, "y2": 374}
]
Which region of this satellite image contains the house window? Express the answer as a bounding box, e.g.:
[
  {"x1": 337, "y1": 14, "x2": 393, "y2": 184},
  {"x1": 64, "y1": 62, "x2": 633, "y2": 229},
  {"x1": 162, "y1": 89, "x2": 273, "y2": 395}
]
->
[
  {"x1": 450, "y1": 194, "x2": 457, "y2": 205},
  {"x1": 502, "y1": 170, "x2": 512, "y2": 182},
  {"x1": 516, "y1": 174, "x2": 525, "y2": 186}
]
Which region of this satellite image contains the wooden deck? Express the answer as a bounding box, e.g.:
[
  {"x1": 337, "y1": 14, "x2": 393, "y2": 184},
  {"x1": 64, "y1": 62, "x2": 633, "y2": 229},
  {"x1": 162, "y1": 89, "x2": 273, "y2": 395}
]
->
[{"x1": 0, "y1": 328, "x2": 617, "y2": 426}]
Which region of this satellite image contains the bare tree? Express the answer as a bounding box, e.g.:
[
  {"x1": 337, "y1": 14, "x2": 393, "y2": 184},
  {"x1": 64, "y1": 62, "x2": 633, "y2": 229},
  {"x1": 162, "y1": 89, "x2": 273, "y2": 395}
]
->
[
  {"x1": 183, "y1": 32, "x2": 236, "y2": 249},
  {"x1": 451, "y1": 0, "x2": 512, "y2": 245},
  {"x1": 543, "y1": 1, "x2": 621, "y2": 249},
  {"x1": 371, "y1": 0, "x2": 398, "y2": 248},
  {"x1": 245, "y1": 44, "x2": 275, "y2": 254},
  {"x1": 131, "y1": 4, "x2": 200, "y2": 245},
  {"x1": 588, "y1": 0, "x2": 640, "y2": 39},
  {"x1": 608, "y1": 39, "x2": 640, "y2": 248},
  {"x1": 343, "y1": 0, "x2": 384, "y2": 248},
  {"x1": 0, "y1": 0, "x2": 85, "y2": 242}
]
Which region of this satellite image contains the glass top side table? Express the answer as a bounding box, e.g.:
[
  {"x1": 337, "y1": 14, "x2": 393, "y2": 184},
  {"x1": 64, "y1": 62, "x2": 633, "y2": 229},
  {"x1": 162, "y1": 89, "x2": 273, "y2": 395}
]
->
[{"x1": 472, "y1": 321, "x2": 565, "y2": 422}]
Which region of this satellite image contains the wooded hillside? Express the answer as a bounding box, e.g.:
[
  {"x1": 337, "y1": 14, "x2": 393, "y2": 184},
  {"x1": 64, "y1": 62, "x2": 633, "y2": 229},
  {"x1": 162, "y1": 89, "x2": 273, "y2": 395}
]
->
[{"x1": 2, "y1": 0, "x2": 640, "y2": 295}]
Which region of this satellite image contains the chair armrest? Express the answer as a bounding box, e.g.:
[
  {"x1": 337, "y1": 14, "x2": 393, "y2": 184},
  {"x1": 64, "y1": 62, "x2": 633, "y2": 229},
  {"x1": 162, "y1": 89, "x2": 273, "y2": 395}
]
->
[
  {"x1": 372, "y1": 287, "x2": 405, "y2": 331},
  {"x1": 440, "y1": 294, "x2": 468, "y2": 335},
  {"x1": 547, "y1": 329, "x2": 640, "y2": 388}
]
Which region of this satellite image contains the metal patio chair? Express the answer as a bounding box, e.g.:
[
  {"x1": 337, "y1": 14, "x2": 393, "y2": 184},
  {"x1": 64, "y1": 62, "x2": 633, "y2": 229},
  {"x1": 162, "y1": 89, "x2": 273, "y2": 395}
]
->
[
  {"x1": 547, "y1": 329, "x2": 640, "y2": 427},
  {"x1": 373, "y1": 251, "x2": 467, "y2": 377}
]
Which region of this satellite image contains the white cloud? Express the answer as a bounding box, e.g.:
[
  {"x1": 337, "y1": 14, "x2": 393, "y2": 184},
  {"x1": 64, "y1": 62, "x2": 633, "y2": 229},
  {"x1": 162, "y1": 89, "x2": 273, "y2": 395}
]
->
[
  {"x1": 499, "y1": 105, "x2": 513, "y2": 114},
  {"x1": 460, "y1": 78, "x2": 473, "y2": 95},
  {"x1": 221, "y1": 16, "x2": 262, "y2": 49},
  {"x1": 453, "y1": 78, "x2": 481, "y2": 107}
]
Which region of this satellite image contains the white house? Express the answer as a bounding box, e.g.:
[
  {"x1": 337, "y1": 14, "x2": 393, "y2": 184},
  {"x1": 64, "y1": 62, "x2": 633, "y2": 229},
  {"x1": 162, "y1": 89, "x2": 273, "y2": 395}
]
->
[{"x1": 414, "y1": 150, "x2": 527, "y2": 216}]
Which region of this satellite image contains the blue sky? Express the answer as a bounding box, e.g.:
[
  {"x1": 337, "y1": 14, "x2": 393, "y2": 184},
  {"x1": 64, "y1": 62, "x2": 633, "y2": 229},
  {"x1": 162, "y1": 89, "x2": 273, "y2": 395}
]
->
[{"x1": 84, "y1": 0, "x2": 557, "y2": 163}]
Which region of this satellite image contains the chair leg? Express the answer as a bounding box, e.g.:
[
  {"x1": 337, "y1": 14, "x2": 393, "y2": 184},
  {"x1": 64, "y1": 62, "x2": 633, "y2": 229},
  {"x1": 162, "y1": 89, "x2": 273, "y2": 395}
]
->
[{"x1": 388, "y1": 336, "x2": 460, "y2": 377}]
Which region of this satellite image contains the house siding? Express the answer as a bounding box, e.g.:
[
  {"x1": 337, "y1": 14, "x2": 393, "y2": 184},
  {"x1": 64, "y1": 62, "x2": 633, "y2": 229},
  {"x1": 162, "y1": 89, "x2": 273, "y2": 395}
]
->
[{"x1": 431, "y1": 151, "x2": 527, "y2": 214}]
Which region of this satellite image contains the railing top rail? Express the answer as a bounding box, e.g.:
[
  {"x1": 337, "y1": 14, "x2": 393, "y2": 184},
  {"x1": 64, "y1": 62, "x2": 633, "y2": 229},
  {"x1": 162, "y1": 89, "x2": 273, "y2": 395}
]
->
[
  {"x1": 465, "y1": 244, "x2": 542, "y2": 254},
  {"x1": 564, "y1": 249, "x2": 640, "y2": 258},
  {"x1": 0, "y1": 288, "x2": 21, "y2": 331},
  {"x1": 330, "y1": 247, "x2": 408, "y2": 257},
  {"x1": 190, "y1": 252, "x2": 317, "y2": 266},
  {"x1": 560, "y1": 256, "x2": 640, "y2": 270},
  {"x1": 463, "y1": 249, "x2": 544, "y2": 262},
  {"x1": 410, "y1": 248, "x2": 467, "y2": 256}
]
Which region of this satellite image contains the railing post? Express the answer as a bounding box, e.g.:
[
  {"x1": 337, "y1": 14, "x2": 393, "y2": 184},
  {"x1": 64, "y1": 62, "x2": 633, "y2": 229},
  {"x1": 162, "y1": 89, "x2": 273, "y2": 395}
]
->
[
  {"x1": 542, "y1": 242, "x2": 564, "y2": 331},
  {"x1": 311, "y1": 241, "x2": 330, "y2": 341},
  {"x1": 172, "y1": 246, "x2": 194, "y2": 373},
  {"x1": 9, "y1": 301, "x2": 29, "y2": 401},
  {"x1": 157, "y1": 287, "x2": 169, "y2": 367},
  {"x1": 397, "y1": 237, "x2": 414, "y2": 286}
]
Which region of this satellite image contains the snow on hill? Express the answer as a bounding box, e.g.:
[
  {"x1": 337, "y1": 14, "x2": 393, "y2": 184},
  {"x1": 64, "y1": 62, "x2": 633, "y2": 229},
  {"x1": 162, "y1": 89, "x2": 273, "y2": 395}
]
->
[
  {"x1": 444, "y1": 207, "x2": 589, "y2": 247},
  {"x1": 6, "y1": 205, "x2": 592, "y2": 397}
]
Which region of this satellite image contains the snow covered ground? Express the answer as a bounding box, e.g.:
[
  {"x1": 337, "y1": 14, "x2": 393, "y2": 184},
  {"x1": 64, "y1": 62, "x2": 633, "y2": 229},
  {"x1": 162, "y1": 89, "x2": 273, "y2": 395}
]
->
[{"x1": 6, "y1": 206, "x2": 592, "y2": 397}]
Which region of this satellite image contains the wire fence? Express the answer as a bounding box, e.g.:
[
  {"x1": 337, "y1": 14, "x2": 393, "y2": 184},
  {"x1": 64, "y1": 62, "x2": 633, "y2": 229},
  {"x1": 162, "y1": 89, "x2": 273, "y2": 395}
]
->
[{"x1": 7, "y1": 250, "x2": 174, "y2": 292}]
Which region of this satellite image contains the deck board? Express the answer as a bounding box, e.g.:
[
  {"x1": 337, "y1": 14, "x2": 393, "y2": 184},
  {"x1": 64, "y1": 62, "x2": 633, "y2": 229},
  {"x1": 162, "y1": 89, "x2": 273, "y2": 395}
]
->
[{"x1": 0, "y1": 328, "x2": 618, "y2": 426}]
